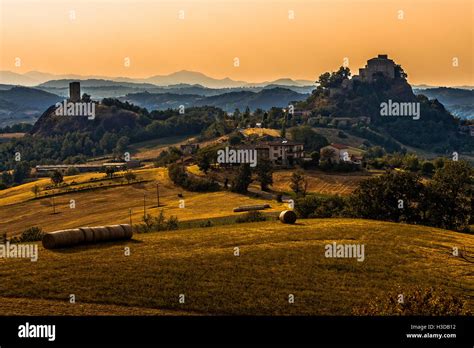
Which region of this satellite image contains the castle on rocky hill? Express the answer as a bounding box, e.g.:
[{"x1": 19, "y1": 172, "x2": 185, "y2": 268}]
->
[{"x1": 352, "y1": 54, "x2": 396, "y2": 82}]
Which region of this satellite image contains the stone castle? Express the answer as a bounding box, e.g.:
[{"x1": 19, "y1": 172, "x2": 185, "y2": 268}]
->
[{"x1": 353, "y1": 54, "x2": 396, "y2": 82}]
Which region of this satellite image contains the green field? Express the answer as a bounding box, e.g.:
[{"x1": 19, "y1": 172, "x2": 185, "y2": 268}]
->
[{"x1": 0, "y1": 218, "x2": 472, "y2": 315}]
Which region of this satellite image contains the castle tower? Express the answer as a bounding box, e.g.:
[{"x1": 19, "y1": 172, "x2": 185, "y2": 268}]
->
[{"x1": 69, "y1": 82, "x2": 81, "y2": 102}]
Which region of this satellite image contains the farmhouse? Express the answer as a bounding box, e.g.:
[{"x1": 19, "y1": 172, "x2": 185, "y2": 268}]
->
[
  {"x1": 320, "y1": 143, "x2": 363, "y2": 165},
  {"x1": 320, "y1": 143, "x2": 349, "y2": 163},
  {"x1": 256, "y1": 139, "x2": 304, "y2": 166},
  {"x1": 215, "y1": 139, "x2": 304, "y2": 167},
  {"x1": 319, "y1": 143, "x2": 362, "y2": 165}
]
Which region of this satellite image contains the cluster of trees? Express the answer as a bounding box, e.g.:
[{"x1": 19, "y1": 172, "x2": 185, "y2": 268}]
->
[
  {"x1": 0, "y1": 123, "x2": 33, "y2": 133},
  {"x1": 209, "y1": 159, "x2": 274, "y2": 194},
  {"x1": 0, "y1": 102, "x2": 222, "y2": 175},
  {"x1": 0, "y1": 162, "x2": 31, "y2": 189},
  {"x1": 168, "y1": 163, "x2": 220, "y2": 192},
  {"x1": 365, "y1": 148, "x2": 446, "y2": 175},
  {"x1": 136, "y1": 210, "x2": 179, "y2": 233},
  {"x1": 294, "y1": 161, "x2": 473, "y2": 232}
]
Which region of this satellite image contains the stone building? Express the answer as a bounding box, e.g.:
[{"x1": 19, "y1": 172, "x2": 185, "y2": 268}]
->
[
  {"x1": 69, "y1": 82, "x2": 81, "y2": 102},
  {"x1": 354, "y1": 54, "x2": 396, "y2": 82}
]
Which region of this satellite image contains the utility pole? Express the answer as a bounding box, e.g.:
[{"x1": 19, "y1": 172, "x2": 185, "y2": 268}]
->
[
  {"x1": 156, "y1": 182, "x2": 160, "y2": 207},
  {"x1": 52, "y1": 189, "x2": 56, "y2": 214}
]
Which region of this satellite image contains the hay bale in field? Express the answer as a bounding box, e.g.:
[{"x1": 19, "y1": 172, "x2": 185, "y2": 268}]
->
[
  {"x1": 78, "y1": 227, "x2": 95, "y2": 243},
  {"x1": 42, "y1": 224, "x2": 133, "y2": 249},
  {"x1": 92, "y1": 226, "x2": 113, "y2": 242},
  {"x1": 42, "y1": 229, "x2": 85, "y2": 249},
  {"x1": 233, "y1": 204, "x2": 271, "y2": 212},
  {"x1": 106, "y1": 225, "x2": 133, "y2": 241},
  {"x1": 279, "y1": 210, "x2": 297, "y2": 224}
]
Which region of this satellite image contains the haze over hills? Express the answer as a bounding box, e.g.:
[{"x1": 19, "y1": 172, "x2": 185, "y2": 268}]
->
[
  {"x1": 413, "y1": 87, "x2": 474, "y2": 120},
  {"x1": 0, "y1": 70, "x2": 314, "y2": 88},
  {"x1": 121, "y1": 87, "x2": 309, "y2": 112}
]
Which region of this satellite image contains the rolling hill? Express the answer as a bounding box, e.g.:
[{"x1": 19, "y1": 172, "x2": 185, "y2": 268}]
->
[
  {"x1": 0, "y1": 218, "x2": 472, "y2": 315},
  {"x1": 0, "y1": 87, "x2": 62, "y2": 127},
  {"x1": 122, "y1": 87, "x2": 308, "y2": 112},
  {"x1": 413, "y1": 87, "x2": 474, "y2": 120}
]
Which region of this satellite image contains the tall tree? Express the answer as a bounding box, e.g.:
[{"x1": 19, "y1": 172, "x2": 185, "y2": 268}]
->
[
  {"x1": 231, "y1": 164, "x2": 252, "y2": 193},
  {"x1": 50, "y1": 170, "x2": 64, "y2": 186},
  {"x1": 256, "y1": 158, "x2": 273, "y2": 191},
  {"x1": 290, "y1": 170, "x2": 307, "y2": 197}
]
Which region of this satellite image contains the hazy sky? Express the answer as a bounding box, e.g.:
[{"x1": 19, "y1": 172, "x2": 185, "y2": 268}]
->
[{"x1": 0, "y1": 0, "x2": 472, "y2": 85}]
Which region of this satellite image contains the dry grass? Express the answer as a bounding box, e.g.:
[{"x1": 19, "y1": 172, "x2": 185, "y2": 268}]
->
[
  {"x1": 0, "y1": 218, "x2": 472, "y2": 315},
  {"x1": 311, "y1": 128, "x2": 368, "y2": 148},
  {"x1": 272, "y1": 169, "x2": 371, "y2": 195},
  {"x1": 128, "y1": 135, "x2": 190, "y2": 160},
  {"x1": 242, "y1": 128, "x2": 280, "y2": 137},
  {"x1": 0, "y1": 132, "x2": 25, "y2": 140},
  {"x1": 0, "y1": 297, "x2": 196, "y2": 316},
  {"x1": 0, "y1": 167, "x2": 285, "y2": 237}
]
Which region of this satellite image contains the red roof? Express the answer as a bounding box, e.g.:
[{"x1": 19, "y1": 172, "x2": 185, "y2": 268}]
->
[{"x1": 330, "y1": 143, "x2": 349, "y2": 150}]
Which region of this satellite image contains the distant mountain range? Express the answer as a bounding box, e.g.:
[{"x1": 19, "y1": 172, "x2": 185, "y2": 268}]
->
[
  {"x1": 0, "y1": 70, "x2": 314, "y2": 89},
  {"x1": 0, "y1": 75, "x2": 472, "y2": 128},
  {"x1": 413, "y1": 87, "x2": 474, "y2": 119},
  {"x1": 0, "y1": 87, "x2": 62, "y2": 126},
  {"x1": 0, "y1": 84, "x2": 308, "y2": 126},
  {"x1": 121, "y1": 87, "x2": 308, "y2": 112}
]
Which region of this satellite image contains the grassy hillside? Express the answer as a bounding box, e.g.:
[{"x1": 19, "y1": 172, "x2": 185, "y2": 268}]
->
[
  {"x1": 0, "y1": 168, "x2": 286, "y2": 237},
  {"x1": 0, "y1": 219, "x2": 472, "y2": 315}
]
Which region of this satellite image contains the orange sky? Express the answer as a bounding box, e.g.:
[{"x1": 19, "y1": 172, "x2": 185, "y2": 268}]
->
[{"x1": 0, "y1": 0, "x2": 472, "y2": 86}]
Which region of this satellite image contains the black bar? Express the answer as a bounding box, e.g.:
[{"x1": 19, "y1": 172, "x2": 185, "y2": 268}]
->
[{"x1": 0, "y1": 316, "x2": 472, "y2": 346}]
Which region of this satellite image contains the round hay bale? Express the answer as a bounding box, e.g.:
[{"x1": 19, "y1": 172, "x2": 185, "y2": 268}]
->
[
  {"x1": 42, "y1": 229, "x2": 85, "y2": 249},
  {"x1": 91, "y1": 226, "x2": 112, "y2": 242},
  {"x1": 78, "y1": 227, "x2": 95, "y2": 243},
  {"x1": 279, "y1": 210, "x2": 297, "y2": 224},
  {"x1": 120, "y1": 224, "x2": 133, "y2": 239},
  {"x1": 105, "y1": 225, "x2": 133, "y2": 241}
]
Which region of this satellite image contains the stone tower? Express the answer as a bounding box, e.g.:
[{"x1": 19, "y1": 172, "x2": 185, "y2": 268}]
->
[{"x1": 69, "y1": 82, "x2": 81, "y2": 102}]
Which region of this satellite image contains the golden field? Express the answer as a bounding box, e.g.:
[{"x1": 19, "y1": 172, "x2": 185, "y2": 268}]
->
[
  {"x1": 0, "y1": 219, "x2": 472, "y2": 315},
  {"x1": 0, "y1": 167, "x2": 286, "y2": 237},
  {"x1": 270, "y1": 170, "x2": 371, "y2": 195}
]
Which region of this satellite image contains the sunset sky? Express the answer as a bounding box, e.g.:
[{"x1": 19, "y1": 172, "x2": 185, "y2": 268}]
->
[{"x1": 0, "y1": 0, "x2": 472, "y2": 86}]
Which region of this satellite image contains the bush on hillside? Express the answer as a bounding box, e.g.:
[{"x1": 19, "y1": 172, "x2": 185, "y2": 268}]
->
[
  {"x1": 168, "y1": 163, "x2": 220, "y2": 192},
  {"x1": 10, "y1": 227, "x2": 45, "y2": 243},
  {"x1": 353, "y1": 287, "x2": 470, "y2": 315},
  {"x1": 235, "y1": 211, "x2": 267, "y2": 223}
]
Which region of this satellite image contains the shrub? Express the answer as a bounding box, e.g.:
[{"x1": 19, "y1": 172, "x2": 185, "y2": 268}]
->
[
  {"x1": 313, "y1": 196, "x2": 347, "y2": 218},
  {"x1": 135, "y1": 210, "x2": 179, "y2": 233},
  {"x1": 10, "y1": 227, "x2": 44, "y2": 243},
  {"x1": 168, "y1": 163, "x2": 219, "y2": 192},
  {"x1": 421, "y1": 161, "x2": 435, "y2": 176},
  {"x1": 65, "y1": 167, "x2": 80, "y2": 176},
  {"x1": 236, "y1": 211, "x2": 267, "y2": 223},
  {"x1": 199, "y1": 220, "x2": 213, "y2": 228},
  {"x1": 295, "y1": 194, "x2": 347, "y2": 219},
  {"x1": 353, "y1": 287, "x2": 470, "y2": 315},
  {"x1": 295, "y1": 195, "x2": 320, "y2": 218}
]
